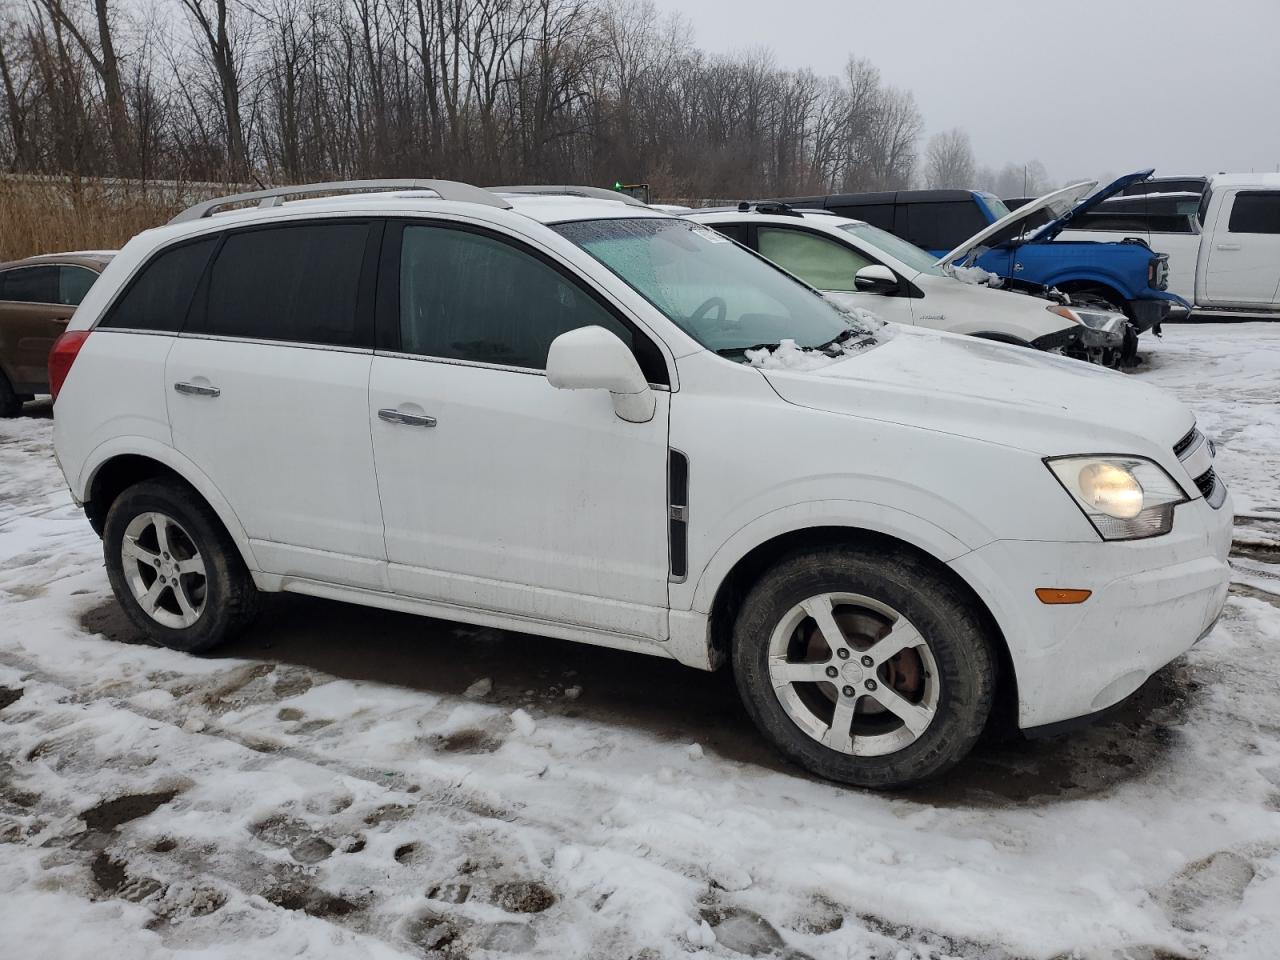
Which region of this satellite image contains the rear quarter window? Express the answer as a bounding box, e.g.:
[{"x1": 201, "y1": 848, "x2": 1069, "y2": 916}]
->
[{"x1": 100, "y1": 238, "x2": 218, "y2": 332}]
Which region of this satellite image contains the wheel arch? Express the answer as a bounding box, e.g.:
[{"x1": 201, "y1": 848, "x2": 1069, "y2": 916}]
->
[
  {"x1": 1052, "y1": 279, "x2": 1134, "y2": 315},
  {"x1": 695, "y1": 521, "x2": 1019, "y2": 733},
  {"x1": 80, "y1": 440, "x2": 259, "y2": 572}
]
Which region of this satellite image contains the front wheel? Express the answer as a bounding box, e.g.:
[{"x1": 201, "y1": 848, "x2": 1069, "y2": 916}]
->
[
  {"x1": 103, "y1": 479, "x2": 259, "y2": 652},
  {"x1": 732, "y1": 545, "x2": 997, "y2": 789}
]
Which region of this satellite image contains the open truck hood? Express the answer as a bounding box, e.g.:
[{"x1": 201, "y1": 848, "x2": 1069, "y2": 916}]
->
[
  {"x1": 939, "y1": 181, "x2": 1097, "y2": 268},
  {"x1": 938, "y1": 170, "x2": 1157, "y2": 268}
]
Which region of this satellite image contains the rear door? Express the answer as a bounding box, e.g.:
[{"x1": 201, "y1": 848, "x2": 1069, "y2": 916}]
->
[
  {"x1": 0, "y1": 264, "x2": 90, "y2": 391},
  {"x1": 166, "y1": 219, "x2": 388, "y2": 589},
  {"x1": 1203, "y1": 191, "x2": 1280, "y2": 306}
]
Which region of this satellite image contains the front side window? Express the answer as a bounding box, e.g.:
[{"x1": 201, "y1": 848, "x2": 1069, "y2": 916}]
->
[
  {"x1": 398, "y1": 224, "x2": 634, "y2": 370},
  {"x1": 58, "y1": 265, "x2": 99, "y2": 305},
  {"x1": 0, "y1": 265, "x2": 58, "y2": 304},
  {"x1": 201, "y1": 222, "x2": 370, "y2": 346},
  {"x1": 839, "y1": 223, "x2": 944, "y2": 276},
  {"x1": 903, "y1": 201, "x2": 987, "y2": 250},
  {"x1": 1228, "y1": 192, "x2": 1280, "y2": 234},
  {"x1": 757, "y1": 227, "x2": 873, "y2": 291},
  {"x1": 100, "y1": 238, "x2": 217, "y2": 332},
  {"x1": 554, "y1": 217, "x2": 864, "y2": 359}
]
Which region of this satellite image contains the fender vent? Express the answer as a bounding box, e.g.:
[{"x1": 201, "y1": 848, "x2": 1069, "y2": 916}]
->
[{"x1": 669, "y1": 450, "x2": 689, "y2": 581}]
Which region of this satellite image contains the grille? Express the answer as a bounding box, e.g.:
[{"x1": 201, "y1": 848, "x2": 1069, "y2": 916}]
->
[
  {"x1": 1173, "y1": 427, "x2": 1200, "y2": 459},
  {"x1": 1194, "y1": 468, "x2": 1216, "y2": 500}
]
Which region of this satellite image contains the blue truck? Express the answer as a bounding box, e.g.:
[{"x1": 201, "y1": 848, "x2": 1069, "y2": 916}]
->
[{"x1": 779, "y1": 171, "x2": 1191, "y2": 356}]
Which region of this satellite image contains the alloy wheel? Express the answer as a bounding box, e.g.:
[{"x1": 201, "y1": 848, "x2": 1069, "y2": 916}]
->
[{"x1": 120, "y1": 511, "x2": 207, "y2": 629}]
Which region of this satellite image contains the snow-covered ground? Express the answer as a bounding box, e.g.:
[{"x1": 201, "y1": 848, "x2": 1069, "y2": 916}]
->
[{"x1": 2, "y1": 324, "x2": 1279, "y2": 960}]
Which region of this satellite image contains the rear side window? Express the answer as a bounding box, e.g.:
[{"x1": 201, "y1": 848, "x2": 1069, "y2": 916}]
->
[
  {"x1": 100, "y1": 238, "x2": 216, "y2": 332},
  {"x1": 709, "y1": 223, "x2": 748, "y2": 244},
  {"x1": 828, "y1": 203, "x2": 894, "y2": 232},
  {"x1": 757, "y1": 227, "x2": 873, "y2": 291},
  {"x1": 202, "y1": 222, "x2": 371, "y2": 346},
  {"x1": 901, "y1": 201, "x2": 988, "y2": 250},
  {"x1": 1227, "y1": 192, "x2": 1280, "y2": 234},
  {"x1": 59, "y1": 265, "x2": 99, "y2": 305},
  {"x1": 0, "y1": 265, "x2": 58, "y2": 303},
  {"x1": 397, "y1": 224, "x2": 635, "y2": 371}
]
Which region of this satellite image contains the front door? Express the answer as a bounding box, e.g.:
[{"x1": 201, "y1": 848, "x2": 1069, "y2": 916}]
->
[
  {"x1": 753, "y1": 224, "x2": 916, "y2": 325},
  {"x1": 1204, "y1": 190, "x2": 1280, "y2": 306},
  {"x1": 369, "y1": 221, "x2": 671, "y2": 640},
  {"x1": 166, "y1": 219, "x2": 387, "y2": 589}
]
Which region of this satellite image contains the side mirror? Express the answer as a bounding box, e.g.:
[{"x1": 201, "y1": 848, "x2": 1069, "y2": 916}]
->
[
  {"x1": 854, "y1": 264, "x2": 899, "y2": 295},
  {"x1": 546, "y1": 326, "x2": 656, "y2": 424}
]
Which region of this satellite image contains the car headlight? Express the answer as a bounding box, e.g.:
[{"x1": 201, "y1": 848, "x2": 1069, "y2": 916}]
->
[
  {"x1": 1046, "y1": 456, "x2": 1189, "y2": 540},
  {"x1": 1047, "y1": 304, "x2": 1127, "y2": 336}
]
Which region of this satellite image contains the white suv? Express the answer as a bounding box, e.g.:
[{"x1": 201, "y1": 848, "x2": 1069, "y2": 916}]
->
[{"x1": 50, "y1": 180, "x2": 1232, "y2": 788}]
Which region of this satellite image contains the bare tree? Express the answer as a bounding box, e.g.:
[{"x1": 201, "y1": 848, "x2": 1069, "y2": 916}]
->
[{"x1": 924, "y1": 127, "x2": 975, "y2": 189}]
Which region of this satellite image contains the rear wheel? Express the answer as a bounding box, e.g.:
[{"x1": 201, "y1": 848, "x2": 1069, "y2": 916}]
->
[
  {"x1": 732, "y1": 545, "x2": 997, "y2": 788},
  {"x1": 103, "y1": 479, "x2": 259, "y2": 652}
]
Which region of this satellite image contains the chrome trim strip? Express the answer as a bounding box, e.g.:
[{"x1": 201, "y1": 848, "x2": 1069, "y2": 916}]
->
[
  {"x1": 177, "y1": 332, "x2": 374, "y2": 355},
  {"x1": 374, "y1": 349, "x2": 672, "y2": 390}
]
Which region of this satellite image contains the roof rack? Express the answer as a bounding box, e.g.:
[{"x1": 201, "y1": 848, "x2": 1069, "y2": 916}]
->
[
  {"x1": 169, "y1": 178, "x2": 511, "y2": 223},
  {"x1": 487, "y1": 184, "x2": 647, "y2": 207},
  {"x1": 737, "y1": 200, "x2": 803, "y2": 217}
]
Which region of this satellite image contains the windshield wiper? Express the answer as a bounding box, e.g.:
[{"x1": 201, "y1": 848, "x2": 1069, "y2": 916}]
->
[
  {"x1": 715, "y1": 342, "x2": 782, "y2": 359},
  {"x1": 816, "y1": 326, "x2": 873, "y2": 353}
]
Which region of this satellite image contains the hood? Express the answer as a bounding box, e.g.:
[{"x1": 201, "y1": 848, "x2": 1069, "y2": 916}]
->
[
  {"x1": 938, "y1": 181, "x2": 1097, "y2": 268},
  {"x1": 1033, "y1": 169, "x2": 1156, "y2": 242},
  {"x1": 759, "y1": 325, "x2": 1193, "y2": 460}
]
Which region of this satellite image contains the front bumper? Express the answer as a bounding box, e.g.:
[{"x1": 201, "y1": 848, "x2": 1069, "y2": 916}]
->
[{"x1": 949, "y1": 489, "x2": 1233, "y2": 730}]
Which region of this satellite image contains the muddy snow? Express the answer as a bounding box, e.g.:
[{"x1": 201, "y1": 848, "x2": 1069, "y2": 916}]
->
[{"x1": 2, "y1": 324, "x2": 1279, "y2": 959}]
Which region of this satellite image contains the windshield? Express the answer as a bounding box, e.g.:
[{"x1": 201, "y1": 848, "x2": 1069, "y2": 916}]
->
[
  {"x1": 554, "y1": 217, "x2": 868, "y2": 359},
  {"x1": 980, "y1": 194, "x2": 1012, "y2": 220},
  {"x1": 838, "y1": 223, "x2": 945, "y2": 276}
]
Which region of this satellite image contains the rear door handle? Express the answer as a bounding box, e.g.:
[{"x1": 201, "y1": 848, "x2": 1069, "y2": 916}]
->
[
  {"x1": 1215, "y1": 243, "x2": 1242, "y2": 251},
  {"x1": 174, "y1": 381, "x2": 220, "y2": 398},
  {"x1": 378, "y1": 408, "x2": 436, "y2": 428}
]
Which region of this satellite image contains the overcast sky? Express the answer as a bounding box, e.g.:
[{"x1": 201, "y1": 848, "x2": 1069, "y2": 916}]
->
[{"x1": 652, "y1": 0, "x2": 1280, "y2": 185}]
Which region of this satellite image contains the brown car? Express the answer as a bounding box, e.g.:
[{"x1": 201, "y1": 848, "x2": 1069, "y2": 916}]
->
[{"x1": 0, "y1": 251, "x2": 114, "y2": 416}]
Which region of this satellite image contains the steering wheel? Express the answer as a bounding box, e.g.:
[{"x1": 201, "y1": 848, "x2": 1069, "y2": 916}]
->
[{"x1": 688, "y1": 296, "x2": 728, "y2": 334}]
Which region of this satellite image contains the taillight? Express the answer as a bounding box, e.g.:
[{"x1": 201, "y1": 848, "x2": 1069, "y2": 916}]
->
[{"x1": 49, "y1": 330, "x2": 91, "y2": 401}]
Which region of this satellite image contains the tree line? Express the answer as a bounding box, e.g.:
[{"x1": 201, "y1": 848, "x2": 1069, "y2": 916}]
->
[{"x1": 0, "y1": 0, "x2": 1051, "y2": 199}]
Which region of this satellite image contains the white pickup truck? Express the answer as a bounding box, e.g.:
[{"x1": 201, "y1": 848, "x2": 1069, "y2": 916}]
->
[{"x1": 1059, "y1": 173, "x2": 1280, "y2": 318}]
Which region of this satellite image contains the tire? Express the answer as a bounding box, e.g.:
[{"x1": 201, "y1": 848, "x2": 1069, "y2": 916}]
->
[
  {"x1": 0, "y1": 373, "x2": 21, "y2": 418},
  {"x1": 732, "y1": 545, "x2": 997, "y2": 789},
  {"x1": 103, "y1": 478, "x2": 259, "y2": 652}
]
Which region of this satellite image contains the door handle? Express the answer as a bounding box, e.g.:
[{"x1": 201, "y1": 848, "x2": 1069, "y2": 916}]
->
[
  {"x1": 378, "y1": 408, "x2": 436, "y2": 428},
  {"x1": 174, "y1": 381, "x2": 220, "y2": 398},
  {"x1": 1012, "y1": 262, "x2": 1024, "y2": 272},
  {"x1": 1215, "y1": 243, "x2": 1241, "y2": 251},
  {"x1": 51, "y1": 316, "x2": 71, "y2": 326}
]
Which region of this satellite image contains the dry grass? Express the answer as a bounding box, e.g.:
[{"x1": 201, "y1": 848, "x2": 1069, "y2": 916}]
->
[{"x1": 0, "y1": 177, "x2": 204, "y2": 262}]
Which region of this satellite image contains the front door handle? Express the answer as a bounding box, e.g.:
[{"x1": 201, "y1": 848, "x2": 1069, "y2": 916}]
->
[
  {"x1": 1215, "y1": 243, "x2": 1242, "y2": 251},
  {"x1": 378, "y1": 408, "x2": 436, "y2": 428},
  {"x1": 174, "y1": 381, "x2": 220, "y2": 398},
  {"x1": 1012, "y1": 262, "x2": 1024, "y2": 272}
]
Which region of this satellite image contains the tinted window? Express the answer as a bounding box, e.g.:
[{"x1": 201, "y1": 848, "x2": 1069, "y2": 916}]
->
[
  {"x1": 757, "y1": 227, "x2": 872, "y2": 291},
  {"x1": 901, "y1": 201, "x2": 987, "y2": 250},
  {"x1": 203, "y1": 223, "x2": 370, "y2": 346},
  {"x1": 398, "y1": 224, "x2": 633, "y2": 370},
  {"x1": 101, "y1": 238, "x2": 216, "y2": 332},
  {"x1": 59, "y1": 265, "x2": 99, "y2": 305},
  {"x1": 0, "y1": 265, "x2": 58, "y2": 303},
  {"x1": 709, "y1": 223, "x2": 748, "y2": 244},
  {"x1": 1228, "y1": 192, "x2": 1280, "y2": 235}
]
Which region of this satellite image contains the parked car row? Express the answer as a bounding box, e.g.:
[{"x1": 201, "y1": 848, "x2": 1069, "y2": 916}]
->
[
  {"x1": 0, "y1": 251, "x2": 114, "y2": 415},
  {"x1": 46, "y1": 179, "x2": 1232, "y2": 790}
]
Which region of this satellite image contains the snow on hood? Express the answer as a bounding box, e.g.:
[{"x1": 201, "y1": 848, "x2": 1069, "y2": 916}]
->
[
  {"x1": 949, "y1": 264, "x2": 1005, "y2": 288},
  {"x1": 757, "y1": 325, "x2": 1193, "y2": 459},
  {"x1": 745, "y1": 306, "x2": 891, "y2": 370}
]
